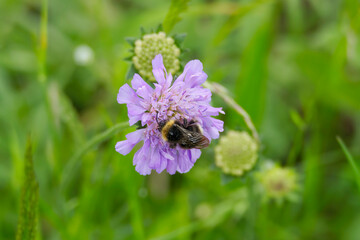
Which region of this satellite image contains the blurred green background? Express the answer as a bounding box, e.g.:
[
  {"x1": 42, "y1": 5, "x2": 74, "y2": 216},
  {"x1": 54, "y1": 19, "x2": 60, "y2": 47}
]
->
[{"x1": 1, "y1": 0, "x2": 360, "y2": 239}]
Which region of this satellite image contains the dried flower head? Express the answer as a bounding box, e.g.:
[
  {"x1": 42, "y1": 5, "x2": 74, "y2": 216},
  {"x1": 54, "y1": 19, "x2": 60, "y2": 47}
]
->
[
  {"x1": 256, "y1": 163, "x2": 299, "y2": 204},
  {"x1": 116, "y1": 54, "x2": 224, "y2": 175},
  {"x1": 215, "y1": 131, "x2": 258, "y2": 176},
  {"x1": 132, "y1": 32, "x2": 180, "y2": 81}
]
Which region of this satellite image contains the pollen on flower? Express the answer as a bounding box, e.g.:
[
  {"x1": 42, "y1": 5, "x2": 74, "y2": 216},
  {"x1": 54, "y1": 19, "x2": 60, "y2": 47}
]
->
[
  {"x1": 215, "y1": 131, "x2": 258, "y2": 176},
  {"x1": 115, "y1": 54, "x2": 224, "y2": 175},
  {"x1": 132, "y1": 32, "x2": 180, "y2": 81}
]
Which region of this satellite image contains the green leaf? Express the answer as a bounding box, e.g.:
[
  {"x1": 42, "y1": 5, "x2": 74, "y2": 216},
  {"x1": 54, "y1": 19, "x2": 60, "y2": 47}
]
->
[
  {"x1": 337, "y1": 136, "x2": 360, "y2": 193},
  {"x1": 126, "y1": 64, "x2": 136, "y2": 80},
  {"x1": 123, "y1": 55, "x2": 134, "y2": 61},
  {"x1": 156, "y1": 24, "x2": 164, "y2": 33},
  {"x1": 163, "y1": 0, "x2": 190, "y2": 33},
  {"x1": 173, "y1": 33, "x2": 187, "y2": 46},
  {"x1": 16, "y1": 137, "x2": 39, "y2": 240},
  {"x1": 125, "y1": 37, "x2": 137, "y2": 47},
  {"x1": 140, "y1": 26, "x2": 146, "y2": 36}
]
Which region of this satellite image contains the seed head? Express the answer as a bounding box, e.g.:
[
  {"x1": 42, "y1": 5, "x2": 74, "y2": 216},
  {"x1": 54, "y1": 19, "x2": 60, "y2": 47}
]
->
[
  {"x1": 132, "y1": 32, "x2": 180, "y2": 81},
  {"x1": 215, "y1": 131, "x2": 258, "y2": 176},
  {"x1": 256, "y1": 163, "x2": 299, "y2": 204}
]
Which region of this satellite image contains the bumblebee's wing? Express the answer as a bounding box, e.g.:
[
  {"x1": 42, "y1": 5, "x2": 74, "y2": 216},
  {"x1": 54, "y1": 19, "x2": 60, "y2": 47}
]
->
[{"x1": 175, "y1": 125, "x2": 209, "y2": 149}]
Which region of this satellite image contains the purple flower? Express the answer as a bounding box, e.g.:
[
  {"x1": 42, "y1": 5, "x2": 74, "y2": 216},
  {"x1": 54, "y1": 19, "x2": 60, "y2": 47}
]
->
[{"x1": 115, "y1": 54, "x2": 224, "y2": 175}]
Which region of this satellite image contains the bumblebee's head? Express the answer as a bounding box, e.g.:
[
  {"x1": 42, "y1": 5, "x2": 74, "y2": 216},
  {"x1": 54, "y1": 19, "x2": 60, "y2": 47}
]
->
[
  {"x1": 157, "y1": 120, "x2": 167, "y2": 131},
  {"x1": 160, "y1": 119, "x2": 177, "y2": 142}
]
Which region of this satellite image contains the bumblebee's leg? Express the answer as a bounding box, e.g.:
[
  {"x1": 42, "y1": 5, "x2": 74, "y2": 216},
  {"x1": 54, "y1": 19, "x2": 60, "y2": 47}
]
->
[{"x1": 169, "y1": 143, "x2": 177, "y2": 148}]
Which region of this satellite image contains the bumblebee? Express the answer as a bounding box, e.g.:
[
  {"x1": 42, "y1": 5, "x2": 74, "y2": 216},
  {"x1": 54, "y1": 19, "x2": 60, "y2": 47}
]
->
[{"x1": 157, "y1": 118, "x2": 210, "y2": 149}]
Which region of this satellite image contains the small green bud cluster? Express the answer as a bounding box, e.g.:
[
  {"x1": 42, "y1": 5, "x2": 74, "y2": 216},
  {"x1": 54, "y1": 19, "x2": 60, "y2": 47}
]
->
[
  {"x1": 215, "y1": 131, "x2": 258, "y2": 176},
  {"x1": 132, "y1": 32, "x2": 180, "y2": 81}
]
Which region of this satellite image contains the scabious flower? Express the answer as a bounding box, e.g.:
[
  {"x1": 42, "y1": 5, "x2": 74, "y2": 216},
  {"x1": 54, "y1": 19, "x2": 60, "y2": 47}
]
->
[
  {"x1": 116, "y1": 54, "x2": 224, "y2": 175},
  {"x1": 132, "y1": 32, "x2": 181, "y2": 81},
  {"x1": 256, "y1": 162, "x2": 299, "y2": 204},
  {"x1": 215, "y1": 131, "x2": 258, "y2": 176}
]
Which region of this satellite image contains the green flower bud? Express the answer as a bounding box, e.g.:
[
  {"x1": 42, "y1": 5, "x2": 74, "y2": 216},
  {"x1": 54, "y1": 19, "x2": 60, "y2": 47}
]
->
[
  {"x1": 215, "y1": 131, "x2": 258, "y2": 176},
  {"x1": 132, "y1": 32, "x2": 181, "y2": 81},
  {"x1": 256, "y1": 163, "x2": 299, "y2": 203}
]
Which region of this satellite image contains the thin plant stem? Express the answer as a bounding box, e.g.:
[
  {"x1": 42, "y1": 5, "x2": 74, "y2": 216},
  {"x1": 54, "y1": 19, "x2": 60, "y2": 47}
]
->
[
  {"x1": 337, "y1": 136, "x2": 360, "y2": 194},
  {"x1": 204, "y1": 81, "x2": 260, "y2": 145},
  {"x1": 38, "y1": 0, "x2": 48, "y2": 83},
  {"x1": 60, "y1": 121, "x2": 129, "y2": 192}
]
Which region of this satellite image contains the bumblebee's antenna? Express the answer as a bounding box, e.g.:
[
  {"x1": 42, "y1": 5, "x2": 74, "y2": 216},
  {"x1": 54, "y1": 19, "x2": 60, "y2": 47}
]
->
[
  {"x1": 156, "y1": 111, "x2": 166, "y2": 131},
  {"x1": 156, "y1": 111, "x2": 160, "y2": 125}
]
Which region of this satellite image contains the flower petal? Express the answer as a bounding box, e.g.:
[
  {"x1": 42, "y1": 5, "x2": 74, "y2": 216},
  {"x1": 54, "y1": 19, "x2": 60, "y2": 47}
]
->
[
  {"x1": 189, "y1": 149, "x2": 201, "y2": 164},
  {"x1": 202, "y1": 117, "x2": 224, "y2": 139},
  {"x1": 131, "y1": 74, "x2": 153, "y2": 99},
  {"x1": 152, "y1": 54, "x2": 168, "y2": 86},
  {"x1": 177, "y1": 149, "x2": 194, "y2": 173},
  {"x1": 115, "y1": 129, "x2": 145, "y2": 155},
  {"x1": 117, "y1": 84, "x2": 139, "y2": 104},
  {"x1": 175, "y1": 59, "x2": 205, "y2": 87},
  {"x1": 134, "y1": 140, "x2": 152, "y2": 175},
  {"x1": 149, "y1": 144, "x2": 161, "y2": 169},
  {"x1": 127, "y1": 103, "x2": 146, "y2": 126},
  {"x1": 166, "y1": 157, "x2": 177, "y2": 175}
]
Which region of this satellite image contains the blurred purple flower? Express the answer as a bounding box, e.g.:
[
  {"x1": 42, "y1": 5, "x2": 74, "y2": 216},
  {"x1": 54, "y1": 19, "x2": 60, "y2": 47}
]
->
[{"x1": 116, "y1": 54, "x2": 224, "y2": 175}]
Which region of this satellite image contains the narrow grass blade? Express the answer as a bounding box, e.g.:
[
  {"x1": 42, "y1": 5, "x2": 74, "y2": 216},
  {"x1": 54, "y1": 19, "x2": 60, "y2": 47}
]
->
[
  {"x1": 337, "y1": 136, "x2": 360, "y2": 193},
  {"x1": 16, "y1": 137, "x2": 39, "y2": 240}
]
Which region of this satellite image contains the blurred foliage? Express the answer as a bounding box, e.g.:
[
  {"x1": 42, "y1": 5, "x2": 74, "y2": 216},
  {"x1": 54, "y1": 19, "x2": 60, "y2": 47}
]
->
[{"x1": 0, "y1": 0, "x2": 360, "y2": 239}]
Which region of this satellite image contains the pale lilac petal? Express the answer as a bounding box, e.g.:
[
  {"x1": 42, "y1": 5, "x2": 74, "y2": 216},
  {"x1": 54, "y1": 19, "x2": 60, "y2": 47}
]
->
[
  {"x1": 156, "y1": 156, "x2": 167, "y2": 173},
  {"x1": 175, "y1": 59, "x2": 204, "y2": 85},
  {"x1": 149, "y1": 145, "x2": 161, "y2": 169},
  {"x1": 202, "y1": 117, "x2": 223, "y2": 139},
  {"x1": 115, "y1": 129, "x2": 145, "y2": 155},
  {"x1": 132, "y1": 74, "x2": 153, "y2": 99},
  {"x1": 128, "y1": 115, "x2": 143, "y2": 126},
  {"x1": 137, "y1": 86, "x2": 152, "y2": 100},
  {"x1": 127, "y1": 103, "x2": 146, "y2": 125},
  {"x1": 211, "y1": 118, "x2": 224, "y2": 132},
  {"x1": 141, "y1": 113, "x2": 152, "y2": 126},
  {"x1": 134, "y1": 140, "x2": 152, "y2": 175},
  {"x1": 177, "y1": 149, "x2": 194, "y2": 173},
  {"x1": 117, "y1": 84, "x2": 139, "y2": 104},
  {"x1": 190, "y1": 149, "x2": 201, "y2": 163},
  {"x1": 152, "y1": 54, "x2": 167, "y2": 85},
  {"x1": 187, "y1": 72, "x2": 208, "y2": 88},
  {"x1": 131, "y1": 74, "x2": 148, "y2": 89},
  {"x1": 160, "y1": 148, "x2": 175, "y2": 161},
  {"x1": 166, "y1": 158, "x2": 177, "y2": 175},
  {"x1": 127, "y1": 103, "x2": 146, "y2": 116},
  {"x1": 115, "y1": 140, "x2": 134, "y2": 155},
  {"x1": 203, "y1": 106, "x2": 224, "y2": 116}
]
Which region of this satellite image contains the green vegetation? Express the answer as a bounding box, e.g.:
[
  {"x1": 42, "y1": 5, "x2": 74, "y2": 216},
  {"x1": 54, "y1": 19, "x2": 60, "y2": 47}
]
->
[{"x1": 1, "y1": 0, "x2": 360, "y2": 239}]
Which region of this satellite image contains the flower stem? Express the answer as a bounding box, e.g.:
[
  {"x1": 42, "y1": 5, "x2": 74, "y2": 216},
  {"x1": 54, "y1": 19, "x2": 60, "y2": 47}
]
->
[
  {"x1": 204, "y1": 81, "x2": 260, "y2": 145},
  {"x1": 38, "y1": 0, "x2": 48, "y2": 84}
]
